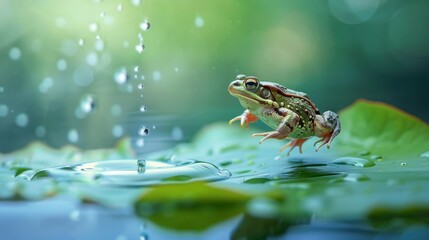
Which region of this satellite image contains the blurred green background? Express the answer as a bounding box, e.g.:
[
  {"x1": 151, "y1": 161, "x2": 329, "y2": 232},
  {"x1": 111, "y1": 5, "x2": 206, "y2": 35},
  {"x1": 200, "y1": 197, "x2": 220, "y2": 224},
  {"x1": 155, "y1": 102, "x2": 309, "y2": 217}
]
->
[{"x1": 0, "y1": 0, "x2": 428, "y2": 153}]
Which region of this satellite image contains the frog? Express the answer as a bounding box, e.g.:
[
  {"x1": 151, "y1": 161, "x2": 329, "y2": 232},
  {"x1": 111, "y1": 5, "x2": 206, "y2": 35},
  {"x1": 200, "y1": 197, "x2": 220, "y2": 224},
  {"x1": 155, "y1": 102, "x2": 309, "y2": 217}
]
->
[{"x1": 228, "y1": 74, "x2": 341, "y2": 155}]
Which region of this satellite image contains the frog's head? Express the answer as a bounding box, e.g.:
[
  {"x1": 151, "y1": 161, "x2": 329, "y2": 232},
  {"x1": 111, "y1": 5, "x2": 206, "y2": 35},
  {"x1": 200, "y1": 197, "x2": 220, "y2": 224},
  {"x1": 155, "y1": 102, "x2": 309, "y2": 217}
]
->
[{"x1": 228, "y1": 74, "x2": 275, "y2": 110}]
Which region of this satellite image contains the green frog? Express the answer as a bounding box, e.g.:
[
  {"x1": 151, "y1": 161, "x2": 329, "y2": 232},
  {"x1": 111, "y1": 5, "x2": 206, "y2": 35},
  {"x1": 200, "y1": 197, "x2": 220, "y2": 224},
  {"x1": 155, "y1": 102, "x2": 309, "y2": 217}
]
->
[{"x1": 228, "y1": 74, "x2": 341, "y2": 155}]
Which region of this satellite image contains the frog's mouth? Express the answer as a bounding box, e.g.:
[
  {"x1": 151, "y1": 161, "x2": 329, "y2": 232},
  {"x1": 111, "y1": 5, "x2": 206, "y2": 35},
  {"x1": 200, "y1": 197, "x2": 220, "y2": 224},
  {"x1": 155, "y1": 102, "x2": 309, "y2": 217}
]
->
[{"x1": 228, "y1": 86, "x2": 263, "y2": 104}]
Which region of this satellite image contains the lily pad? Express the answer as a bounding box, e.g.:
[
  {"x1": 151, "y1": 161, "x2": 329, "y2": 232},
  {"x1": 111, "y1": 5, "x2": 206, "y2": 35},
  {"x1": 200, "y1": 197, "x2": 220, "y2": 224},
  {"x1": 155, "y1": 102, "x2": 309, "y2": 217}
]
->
[{"x1": 136, "y1": 99, "x2": 429, "y2": 231}]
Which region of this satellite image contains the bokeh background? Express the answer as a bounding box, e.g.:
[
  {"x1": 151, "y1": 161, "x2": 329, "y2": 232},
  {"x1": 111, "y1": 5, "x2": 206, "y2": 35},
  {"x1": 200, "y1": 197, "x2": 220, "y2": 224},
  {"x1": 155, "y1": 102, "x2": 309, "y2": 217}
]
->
[{"x1": 1, "y1": 0, "x2": 428, "y2": 153}]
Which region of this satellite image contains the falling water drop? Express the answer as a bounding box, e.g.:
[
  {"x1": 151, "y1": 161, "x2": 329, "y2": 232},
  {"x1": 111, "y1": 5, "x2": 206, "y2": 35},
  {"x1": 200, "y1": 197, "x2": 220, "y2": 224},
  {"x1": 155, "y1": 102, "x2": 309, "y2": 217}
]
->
[
  {"x1": 114, "y1": 68, "x2": 129, "y2": 85},
  {"x1": 139, "y1": 105, "x2": 147, "y2": 112},
  {"x1": 135, "y1": 43, "x2": 145, "y2": 53},
  {"x1": 136, "y1": 138, "x2": 145, "y2": 148},
  {"x1": 117, "y1": 3, "x2": 123, "y2": 11},
  {"x1": 80, "y1": 95, "x2": 96, "y2": 113},
  {"x1": 132, "y1": 0, "x2": 142, "y2": 6},
  {"x1": 137, "y1": 83, "x2": 144, "y2": 90},
  {"x1": 78, "y1": 38, "x2": 85, "y2": 46},
  {"x1": 88, "y1": 23, "x2": 99, "y2": 32},
  {"x1": 138, "y1": 126, "x2": 149, "y2": 136},
  {"x1": 137, "y1": 157, "x2": 146, "y2": 173},
  {"x1": 139, "y1": 20, "x2": 151, "y2": 31}
]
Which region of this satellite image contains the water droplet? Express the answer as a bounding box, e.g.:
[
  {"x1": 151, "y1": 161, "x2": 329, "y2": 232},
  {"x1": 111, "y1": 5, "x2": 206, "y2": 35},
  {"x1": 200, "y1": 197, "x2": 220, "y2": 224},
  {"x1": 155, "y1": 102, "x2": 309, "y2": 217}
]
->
[
  {"x1": 137, "y1": 158, "x2": 146, "y2": 173},
  {"x1": 400, "y1": 162, "x2": 407, "y2": 166},
  {"x1": 174, "y1": 67, "x2": 179, "y2": 72},
  {"x1": 139, "y1": 20, "x2": 151, "y2": 31},
  {"x1": 78, "y1": 38, "x2": 85, "y2": 46},
  {"x1": 89, "y1": 22, "x2": 99, "y2": 32},
  {"x1": 0, "y1": 86, "x2": 4, "y2": 93},
  {"x1": 112, "y1": 125, "x2": 124, "y2": 138},
  {"x1": 35, "y1": 126, "x2": 46, "y2": 138},
  {"x1": 80, "y1": 95, "x2": 96, "y2": 113},
  {"x1": 171, "y1": 127, "x2": 183, "y2": 140},
  {"x1": 135, "y1": 43, "x2": 145, "y2": 53},
  {"x1": 137, "y1": 83, "x2": 144, "y2": 90},
  {"x1": 420, "y1": 151, "x2": 429, "y2": 158},
  {"x1": 111, "y1": 104, "x2": 122, "y2": 116},
  {"x1": 132, "y1": 0, "x2": 142, "y2": 6},
  {"x1": 370, "y1": 155, "x2": 383, "y2": 160},
  {"x1": 195, "y1": 16, "x2": 204, "y2": 28},
  {"x1": 138, "y1": 33, "x2": 144, "y2": 42},
  {"x1": 134, "y1": 66, "x2": 140, "y2": 72},
  {"x1": 86, "y1": 52, "x2": 98, "y2": 66},
  {"x1": 9, "y1": 47, "x2": 21, "y2": 60},
  {"x1": 343, "y1": 173, "x2": 369, "y2": 182},
  {"x1": 117, "y1": 3, "x2": 123, "y2": 11},
  {"x1": 138, "y1": 126, "x2": 149, "y2": 136},
  {"x1": 139, "y1": 105, "x2": 147, "y2": 112},
  {"x1": 136, "y1": 138, "x2": 145, "y2": 147},
  {"x1": 39, "y1": 77, "x2": 54, "y2": 93},
  {"x1": 30, "y1": 159, "x2": 231, "y2": 186},
  {"x1": 15, "y1": 113, "x2": 29, "y2": 127},
  {"x1": 0, "y1": 104, "x2": 9, "y2": 117},
  {"x1": 100, "y1": 11, "x2": 105, "y2": 18},
  {"x1": 56, "y1": 59, "x2": 67, "y2": 71},
  {"x1": 123, "y1": 41, "x2": 129, "y2": 48},
  {"x1": 114, "y1": 68, "x2": 129, "y2": 84},
  {"x1": 73, "y1": 66, "x2": 94, "y2": 86},
  {"x1": 68, "y1": 129, "x2": 79, "y2": 143},
  {"x1": 153, "y1": 71, "x2": 161, "y2": 81},
  {"x1": 95, "y1": 39, "x2": 104, "y2": 51},
  {"x1": 330, "y1": 157, "x2": 375, "y2": 167},
  {"x1": 274, "y1": 155, "x2": 281, "y2": 161}
]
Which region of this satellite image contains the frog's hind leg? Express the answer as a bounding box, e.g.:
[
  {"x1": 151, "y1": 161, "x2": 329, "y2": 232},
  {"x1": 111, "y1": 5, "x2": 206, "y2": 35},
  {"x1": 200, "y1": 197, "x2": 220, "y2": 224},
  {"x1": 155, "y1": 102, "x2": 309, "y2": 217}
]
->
[
  {"x1": 280, "y1": 138, "x2": 308, "y2": 156},
  {"x1": 252, "y1": 110, "x2": 299, "y2": 144}
]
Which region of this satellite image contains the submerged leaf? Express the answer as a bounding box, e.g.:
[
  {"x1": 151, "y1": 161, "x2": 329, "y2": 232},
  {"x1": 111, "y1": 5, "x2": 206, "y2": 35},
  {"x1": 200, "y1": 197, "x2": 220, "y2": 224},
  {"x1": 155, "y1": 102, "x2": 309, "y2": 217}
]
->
[{"x1": 134, "y1": 182, "x2": 251, "y2": 231}]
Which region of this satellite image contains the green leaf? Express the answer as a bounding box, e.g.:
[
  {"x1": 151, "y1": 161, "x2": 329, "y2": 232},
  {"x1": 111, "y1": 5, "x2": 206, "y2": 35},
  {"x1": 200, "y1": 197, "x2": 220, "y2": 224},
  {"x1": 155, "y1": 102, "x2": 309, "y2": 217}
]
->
[
  {"x1": 134, "y1": 182, "x2": 251, "y2": 231},
  {"x1": 336, "y1": 99, "x2": 429, "y2": 158}
]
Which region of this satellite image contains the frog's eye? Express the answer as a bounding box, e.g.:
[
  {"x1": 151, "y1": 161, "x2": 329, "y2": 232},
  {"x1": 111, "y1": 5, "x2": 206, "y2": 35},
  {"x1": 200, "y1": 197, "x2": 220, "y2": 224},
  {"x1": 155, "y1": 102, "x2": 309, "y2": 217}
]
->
[
  {"x1": 261, "y1": 88, "x2": 271, "y2": 99},
  {"x1": 244, "y1": 78, "x2": 259, "y2": 91},
  {"x1": 236, "y1": 74, "x2": 246, "y2": 80}
]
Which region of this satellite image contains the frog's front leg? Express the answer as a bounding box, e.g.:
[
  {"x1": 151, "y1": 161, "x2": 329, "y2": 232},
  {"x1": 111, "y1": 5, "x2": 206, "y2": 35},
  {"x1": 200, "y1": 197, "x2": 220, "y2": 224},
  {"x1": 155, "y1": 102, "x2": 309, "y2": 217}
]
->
[
  {"x1": 252, "y1": 109, "x2": 299, "y2": 144},
  {"x1": 229, "y1": 109, "x2": 258, "y2": 129}
]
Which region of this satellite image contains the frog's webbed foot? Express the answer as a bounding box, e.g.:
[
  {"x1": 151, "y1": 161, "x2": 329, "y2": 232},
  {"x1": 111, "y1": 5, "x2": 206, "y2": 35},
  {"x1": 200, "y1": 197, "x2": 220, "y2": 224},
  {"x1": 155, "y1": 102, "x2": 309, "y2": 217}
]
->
[
  {"x1": 280, "y1": 138, "x2": 308, "y2": 156},
  {"x1": 229, "y1": 110, "x2": 258, "y2": 129},
  {"x1": 314, "y1": 137, "x2": 330, "y2": 151},
  {"x1": 252, "y1": 131, "x2": 288, "y2": 144}
]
